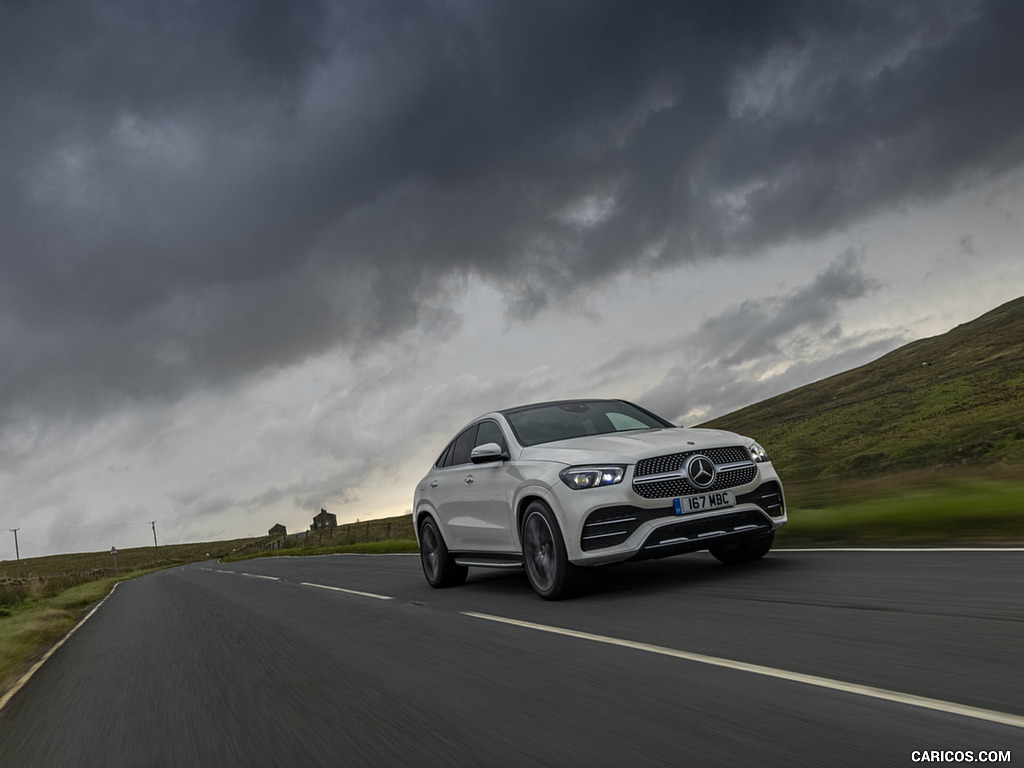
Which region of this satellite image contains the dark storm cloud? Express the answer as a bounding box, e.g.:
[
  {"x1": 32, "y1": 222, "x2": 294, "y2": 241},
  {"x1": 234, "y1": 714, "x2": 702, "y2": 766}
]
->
[
  {"x1": 2, "y1": 0, "x2": 1022, "y2": 422},
  {"x1": 698, "y1": 249, "x2": 880, "y2": 366}
]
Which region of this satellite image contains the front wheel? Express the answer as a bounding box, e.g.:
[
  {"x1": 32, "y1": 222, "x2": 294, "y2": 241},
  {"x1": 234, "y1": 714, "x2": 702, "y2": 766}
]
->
[
  {"x1": 521, "y1": 501, "x2": 585, "y2": 600},
  {"x1": 419, "y1": 516, "x2": 468, "y2": 588},
  {"x1": 708, "y1": 530, "x2": 775, "y2": 565}
]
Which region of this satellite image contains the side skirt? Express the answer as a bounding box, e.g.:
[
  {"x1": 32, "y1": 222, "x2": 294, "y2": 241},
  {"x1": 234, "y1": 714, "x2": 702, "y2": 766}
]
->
[{"x1": 451, "y1": 551, "x2": 524, "y2": 568}]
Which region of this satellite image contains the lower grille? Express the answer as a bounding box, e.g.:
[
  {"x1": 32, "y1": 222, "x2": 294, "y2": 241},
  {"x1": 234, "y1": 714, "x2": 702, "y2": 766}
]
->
[{"x1": 641, "y1": 509, "x2": 771, "y2": 552}]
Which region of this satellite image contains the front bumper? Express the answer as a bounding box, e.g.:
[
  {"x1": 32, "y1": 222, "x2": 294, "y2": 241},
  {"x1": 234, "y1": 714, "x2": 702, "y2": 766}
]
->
[{"x1": 559, "y1": 465, "x2": 787, "y2": 566}]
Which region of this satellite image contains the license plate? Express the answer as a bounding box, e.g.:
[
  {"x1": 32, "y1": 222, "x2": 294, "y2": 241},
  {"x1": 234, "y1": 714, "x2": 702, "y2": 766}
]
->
[{"x1": 673, "y1": 490, "x2": 735, "y2": 515}]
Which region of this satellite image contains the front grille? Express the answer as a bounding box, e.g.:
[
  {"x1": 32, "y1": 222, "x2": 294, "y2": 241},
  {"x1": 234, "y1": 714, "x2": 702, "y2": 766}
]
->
[
  {"x1": 635, "y1": 446, "x2": 750, "y2": 477},
  {"x1": 632, "y1": 467, "x2": 757, "y2": 499},
  {"x1": 642, "y1": 509, "x2": 770, "y2": 550},
  {"x1": 633, "y1": 446, "x2": 756, "y2": 499}
]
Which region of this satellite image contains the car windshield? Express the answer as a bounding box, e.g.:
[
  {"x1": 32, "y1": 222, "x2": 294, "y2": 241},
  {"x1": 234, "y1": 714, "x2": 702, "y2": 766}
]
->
[{"x1": 503, "y1": 400, "x2": 673, "y2": 447}]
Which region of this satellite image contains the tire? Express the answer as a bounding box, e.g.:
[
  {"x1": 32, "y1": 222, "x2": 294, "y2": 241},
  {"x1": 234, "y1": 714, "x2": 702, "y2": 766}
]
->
[
  {"x1": 521, "y1": 501, "x2": 586, "y2": 600},
  {"x1": 708, "y1": 530, "x2": 775, "y2": 565},
  {"x1": 419, "y1": 516, "x2": 468, "y2": 588}
]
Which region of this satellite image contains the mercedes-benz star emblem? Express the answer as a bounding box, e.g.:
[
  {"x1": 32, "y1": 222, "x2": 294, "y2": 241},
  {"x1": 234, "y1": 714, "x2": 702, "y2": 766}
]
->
[{"x1": 685, "y1": 455, "x2": 716, "y2": 489}]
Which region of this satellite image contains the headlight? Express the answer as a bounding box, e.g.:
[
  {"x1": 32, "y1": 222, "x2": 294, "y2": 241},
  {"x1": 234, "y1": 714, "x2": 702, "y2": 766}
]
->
[
  {"x1": 748, "y1": 442, "x2": 770, "y2": 463},
  {"x1": 559, "y1": 465, "x2": 625, "y2": 490}
]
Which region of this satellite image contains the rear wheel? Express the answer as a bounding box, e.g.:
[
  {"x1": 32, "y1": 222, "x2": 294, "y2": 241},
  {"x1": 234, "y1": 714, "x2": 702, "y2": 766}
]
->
[
  {"x1": 521, "y1": 501, "x2": 585, "y2": 600},
  {"x1": 419, "y1": 516, "x2": 468, "y2": 588},
  {"x1": 708, "y1": 530, "x2": 775, "y2": 565}
]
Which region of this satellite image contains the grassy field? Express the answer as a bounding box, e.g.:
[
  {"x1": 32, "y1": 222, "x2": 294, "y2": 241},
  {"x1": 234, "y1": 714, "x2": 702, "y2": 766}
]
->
[
  {"x1": 779, "y1": 472, "x2": 1024, "y2": 544},
  {"x1": 0, "y1": 537, "x2": 258, "y2": 610},
  {"x1": 0, "y1": 538, "x2": 256, "y2": 582},
  {"x1": 702, "y1": 296, "x2": 1024, "y2": 482}
]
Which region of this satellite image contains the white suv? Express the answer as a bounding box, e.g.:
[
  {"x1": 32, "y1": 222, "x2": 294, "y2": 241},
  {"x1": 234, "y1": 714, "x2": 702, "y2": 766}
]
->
[{"x1": 414, "y1": 399, "x2": 786, "y2": 599}]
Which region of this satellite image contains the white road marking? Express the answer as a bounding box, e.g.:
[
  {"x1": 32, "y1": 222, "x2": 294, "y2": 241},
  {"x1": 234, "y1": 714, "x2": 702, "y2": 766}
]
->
[
  {"x1": 0, "y1": 582, "x2": 124, "y2": 716},
  {"x1": 780, "y1": 547, "x2": 1024, "y2": 552},
  {"x1": 240, "y1": 573, "x2": 280, "y2": 581},
  {"x1": 464, "y1": 611, "x2": 1024, "y2": 730},
  {"x1": 299, "y1": 582, "x2": 393, "y2": 601}
]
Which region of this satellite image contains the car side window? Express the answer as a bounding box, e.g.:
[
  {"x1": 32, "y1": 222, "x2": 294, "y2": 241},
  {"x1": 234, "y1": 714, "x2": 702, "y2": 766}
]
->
[
  {"x1": 435, "y1": 441, "x2": 455, "y2": 468},
  {"x1": 449, "y1": 425, "x2": 478, "y2": 466},
  {"x1": 474, "y1": 420, "x2": 508, "y2": 452}
]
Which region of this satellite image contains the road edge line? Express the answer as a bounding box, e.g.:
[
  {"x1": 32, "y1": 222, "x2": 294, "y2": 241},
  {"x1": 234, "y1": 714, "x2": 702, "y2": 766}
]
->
[{"x1": 0, "y1": 581, "x2": 124, "y2": 716}]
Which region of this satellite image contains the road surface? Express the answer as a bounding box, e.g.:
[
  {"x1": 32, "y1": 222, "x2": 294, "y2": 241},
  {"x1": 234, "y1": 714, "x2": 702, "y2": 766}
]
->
[{"x1": 0, "y1": 549, "x2": 1021, "y2": 766}]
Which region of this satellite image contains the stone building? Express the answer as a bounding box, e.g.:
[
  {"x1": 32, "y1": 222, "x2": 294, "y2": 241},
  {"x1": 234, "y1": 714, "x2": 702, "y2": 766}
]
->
[{"x1": 311, "y1": 508, "x2": 337, "y2": 530}]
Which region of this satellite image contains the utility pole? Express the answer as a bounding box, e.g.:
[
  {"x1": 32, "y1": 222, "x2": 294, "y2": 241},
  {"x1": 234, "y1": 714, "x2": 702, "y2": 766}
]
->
[
  {"x1": 150, "y1": 521, "x2": 158, "y2": 549},
  {"x1": 9, "y1": 529, "x2": 20, "y2": 576}
]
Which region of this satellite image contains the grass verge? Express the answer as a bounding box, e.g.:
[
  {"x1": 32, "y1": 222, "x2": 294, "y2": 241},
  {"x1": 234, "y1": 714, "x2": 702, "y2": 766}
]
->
[{"x1": 779, "y1": 475, "x2": 1024, "y2": 544}]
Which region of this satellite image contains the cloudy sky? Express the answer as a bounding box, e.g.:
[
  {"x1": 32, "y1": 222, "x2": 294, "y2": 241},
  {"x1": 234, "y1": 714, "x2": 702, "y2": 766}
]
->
[{"x1": 2, "y1": 0, "x2": 1023, "y2": 558}]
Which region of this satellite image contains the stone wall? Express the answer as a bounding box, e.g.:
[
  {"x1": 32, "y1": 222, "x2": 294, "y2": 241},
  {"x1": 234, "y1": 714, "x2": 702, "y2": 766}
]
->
[{"x1": 300, "y1": 513, "x2": 415, "y2": 548}]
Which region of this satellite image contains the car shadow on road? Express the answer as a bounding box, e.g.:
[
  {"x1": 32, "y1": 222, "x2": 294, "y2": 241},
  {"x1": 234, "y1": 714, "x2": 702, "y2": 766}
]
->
[
  {"x1": 457, "y1": 551, "x2": 803, "y2": 601},
  {"x1": 586, "y1": 552, "x2": 800, "y2": 598}
]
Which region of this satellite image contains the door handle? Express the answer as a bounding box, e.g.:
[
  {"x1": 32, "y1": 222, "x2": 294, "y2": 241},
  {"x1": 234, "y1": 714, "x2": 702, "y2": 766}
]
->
[
  {"x1": 430, "y1": 480, "x2": 438, "y2": 488},
  {"x1": 464, "y1": 475, "x2": 474, "y2": 485}
]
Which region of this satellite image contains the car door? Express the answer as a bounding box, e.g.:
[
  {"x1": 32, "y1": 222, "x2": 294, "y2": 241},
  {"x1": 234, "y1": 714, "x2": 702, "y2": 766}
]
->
[
  {"x1": 429, "y1": 425, "x2": 477, "y2": 550},
  {"x1": 459, "y1": 420, "x2": 516, "y2": 552},
  {"x1": 435, "y1": 420, "x2": 515, "y2": 552}
]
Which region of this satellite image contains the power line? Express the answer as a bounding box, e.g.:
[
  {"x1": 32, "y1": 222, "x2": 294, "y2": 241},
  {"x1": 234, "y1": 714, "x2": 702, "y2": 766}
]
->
[{"x1": 0, "y1": 522, "x2": 157, "y2": 531}]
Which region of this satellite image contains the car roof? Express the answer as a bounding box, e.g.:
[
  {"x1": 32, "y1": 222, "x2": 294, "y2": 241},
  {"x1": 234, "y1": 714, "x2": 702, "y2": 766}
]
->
[{"x1": 498, "y1": 398, "x2": 627, "y2": 416}]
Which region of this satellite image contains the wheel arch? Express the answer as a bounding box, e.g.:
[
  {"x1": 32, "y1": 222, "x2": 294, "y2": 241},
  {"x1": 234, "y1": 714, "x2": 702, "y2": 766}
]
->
[
  {"x1": 515, "y1": 492, "x2": 559, "y2": 544},
  {"x1": 413, "y1": 504, "x2": 439, "y2": 546}
]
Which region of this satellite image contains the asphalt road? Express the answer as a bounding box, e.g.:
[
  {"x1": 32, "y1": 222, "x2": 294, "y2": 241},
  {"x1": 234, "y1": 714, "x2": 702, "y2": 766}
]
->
[{"x1": 0, "y1": 549, "x2": 1021, "y2": 767}]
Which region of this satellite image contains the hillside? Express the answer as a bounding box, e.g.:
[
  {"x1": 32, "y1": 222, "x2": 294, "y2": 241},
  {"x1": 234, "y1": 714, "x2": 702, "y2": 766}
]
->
[
  {"x1": 700, "y1": 296, "x2": 1024, "y2": 483},
  {"x1": 0, "y1": 538, "x2": 257, "y2": 583}
]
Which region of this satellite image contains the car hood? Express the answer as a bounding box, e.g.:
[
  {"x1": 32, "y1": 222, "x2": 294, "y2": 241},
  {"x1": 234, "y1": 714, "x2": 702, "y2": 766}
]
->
[{"x1": 517, "y1": 427, "x2": 751, "y2": 465}]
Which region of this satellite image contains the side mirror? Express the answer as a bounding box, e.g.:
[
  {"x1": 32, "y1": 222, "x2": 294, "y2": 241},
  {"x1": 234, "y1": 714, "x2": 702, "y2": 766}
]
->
[{"x1": 470, "y1": 442, "x2": 507, "y2": 464}]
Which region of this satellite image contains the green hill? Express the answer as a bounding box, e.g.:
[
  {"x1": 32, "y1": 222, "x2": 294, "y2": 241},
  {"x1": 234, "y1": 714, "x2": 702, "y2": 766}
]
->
[{"x1": 700, "y1": 296, "x2": 1024, "y2": 483}]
